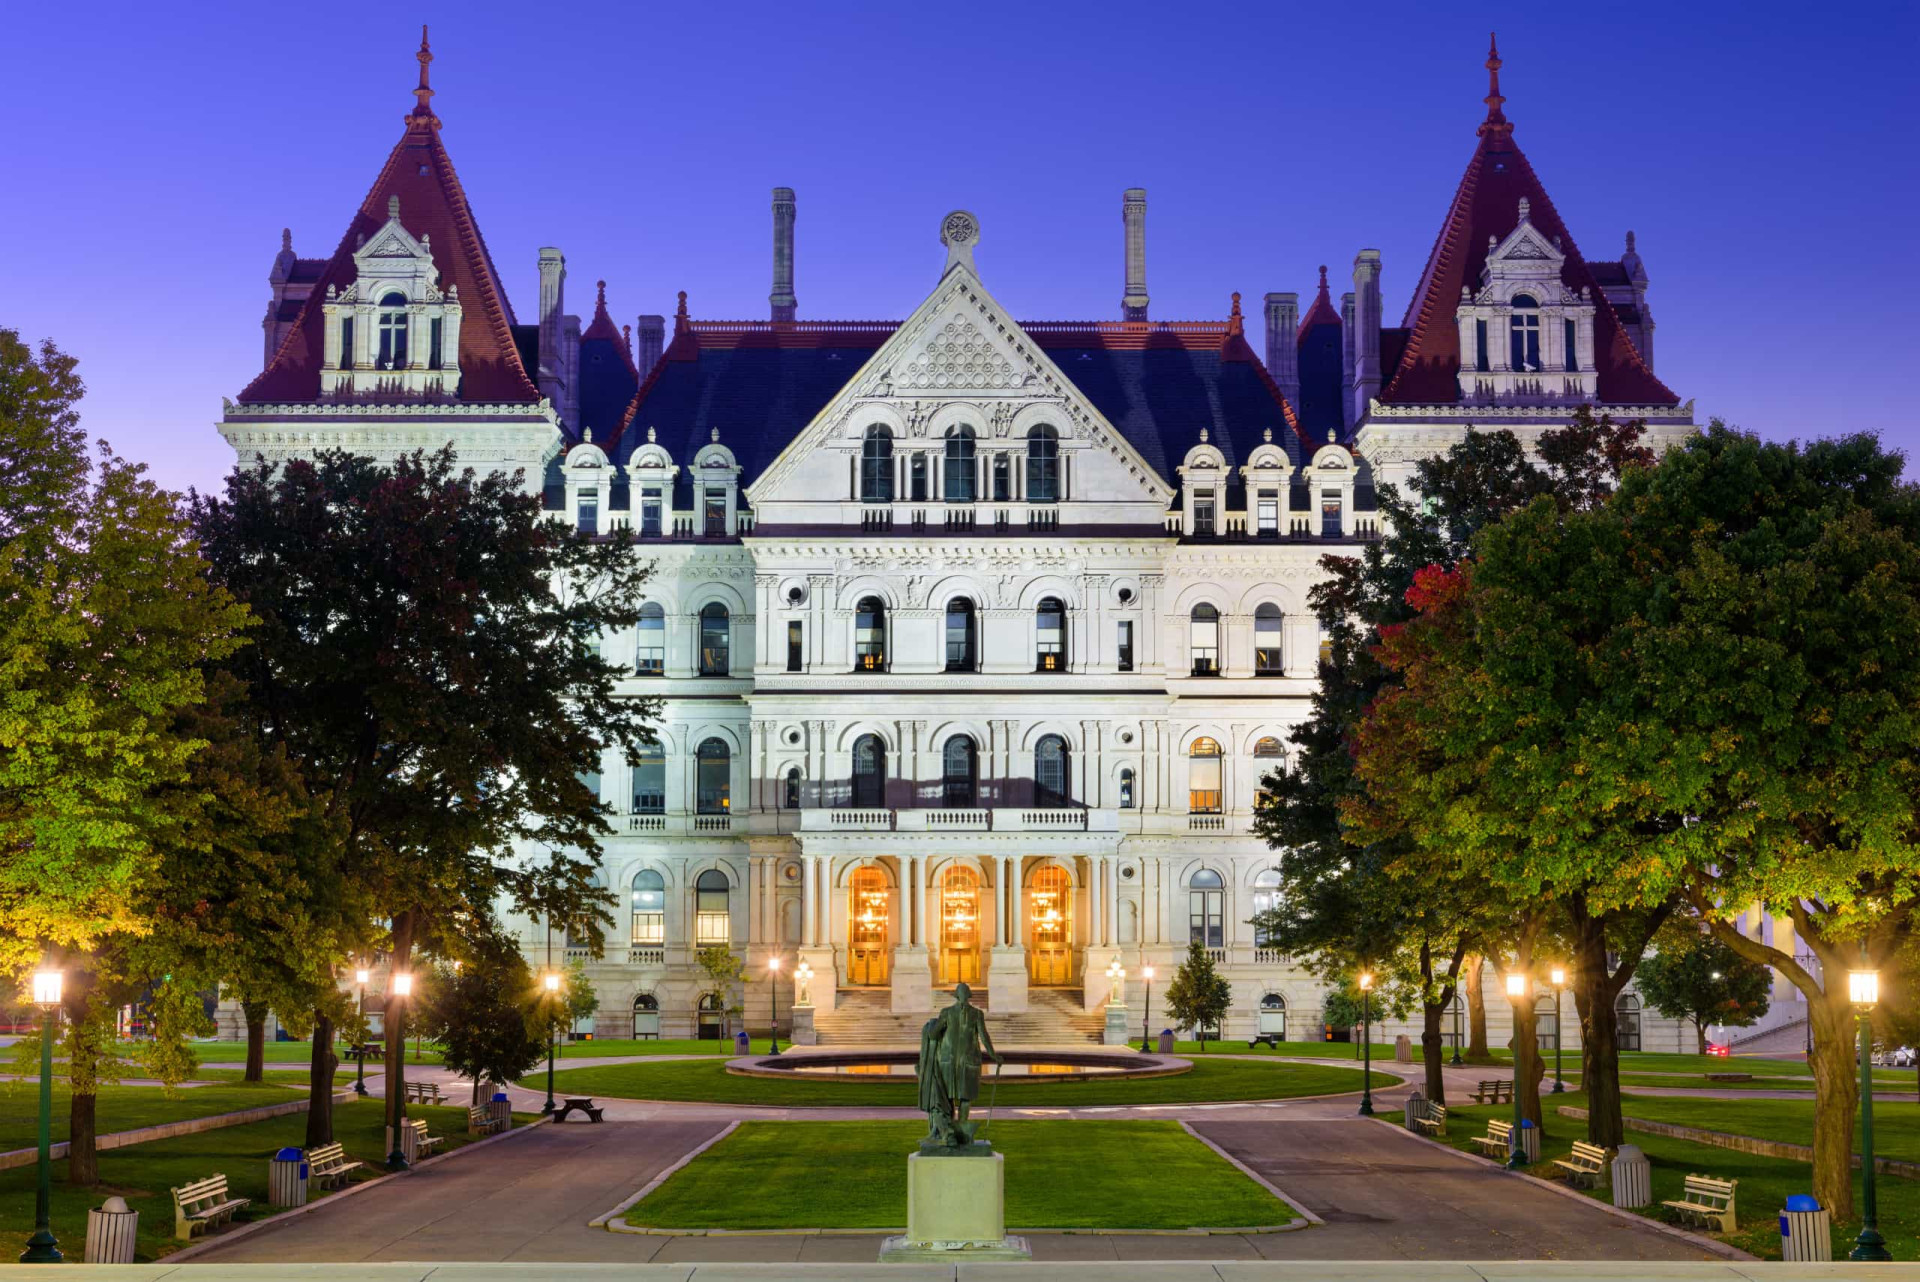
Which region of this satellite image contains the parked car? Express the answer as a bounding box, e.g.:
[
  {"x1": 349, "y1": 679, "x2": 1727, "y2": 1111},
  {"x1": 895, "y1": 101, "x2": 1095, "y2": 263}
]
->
[
  {"x1": 1879, "y1": 1045, "x2": 1916, "y2": 1068},
  {"x1": 1706, "y1": 1042, "x2": 1732, "y2": 1058}
]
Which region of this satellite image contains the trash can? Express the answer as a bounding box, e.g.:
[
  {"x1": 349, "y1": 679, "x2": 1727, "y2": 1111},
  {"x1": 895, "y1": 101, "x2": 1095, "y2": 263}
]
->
[
  {"x1": 269, "y1": 1145, "x2": 309, "y2": 1208},
  {"x1": 1394, "y1": 1034, "x2": 1413, "y2": 1062},
  {"x1": 84, "y1": 1196, "x2": 139, "y2": 1263},
  {"x1": 1611, "y1": 1143, "x2": 1651, "y2": 1208},
  {"x1": 1513, "y1": 1117, "x2": 1540, "y2": 1164},
  {"x1": 1780, "y1": 1193, "x2": 1832, "y2": 1262},
  {"x1": 1404, "y1": 1090, "x2": 1426, "y2": 1131},
  {"x1": 733, "y1": 1028, "x2": 751, "y2": 1055},
  {"x1": 487, "y1": 1090, "x2": 512, "y2": 1132},
  {"x1": 1157, "y1": 1028, "x2": 1174, "y2": 1054}
]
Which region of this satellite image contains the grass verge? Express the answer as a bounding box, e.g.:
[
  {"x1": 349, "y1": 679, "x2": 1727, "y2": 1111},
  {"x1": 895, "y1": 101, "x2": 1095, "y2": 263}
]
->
[
  {"x1": 547, "y1": 1055, "x2": 1388, "y2": 1107},
  {"x1": 0, "y1": 1096, "x2": 526, "y2": 1262},
  {"x1": 0, "y1": 1082, "x2": 324, "y2": 1153},
  {"x1": 557, "y1": 1039, "x2": 731, "y2": 1059},
  {"x1": 625, "y1": 1119, "x2": 1293, "y2": 1230}
]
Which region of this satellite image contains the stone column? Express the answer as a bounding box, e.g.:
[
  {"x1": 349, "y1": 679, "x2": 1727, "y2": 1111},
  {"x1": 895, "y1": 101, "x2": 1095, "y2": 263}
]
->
[
  {"x1": 1121, "y1": 188, "x2": 1149, "y2": 321},
  {"x1": 1011, "y1": 859, "x2": 1023, "y2": 945}
]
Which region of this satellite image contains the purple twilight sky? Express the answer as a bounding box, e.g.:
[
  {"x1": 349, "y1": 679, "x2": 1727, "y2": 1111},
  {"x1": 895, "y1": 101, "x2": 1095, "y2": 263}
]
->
[{"x1": 2, "y1": 0, "x2": 1914, "y2": 495}]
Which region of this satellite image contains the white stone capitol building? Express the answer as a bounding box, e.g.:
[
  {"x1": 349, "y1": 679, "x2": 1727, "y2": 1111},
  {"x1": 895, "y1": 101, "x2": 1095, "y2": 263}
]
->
[{"x1": 220, "y1": 35, "x2": 1692, "y2": 1044}]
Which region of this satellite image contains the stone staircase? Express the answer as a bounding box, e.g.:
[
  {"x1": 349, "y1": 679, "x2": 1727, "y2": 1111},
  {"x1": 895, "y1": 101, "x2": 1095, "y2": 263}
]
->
[{"x1": 812, "y1": 987, "x2": 1105, "y2": 1045}]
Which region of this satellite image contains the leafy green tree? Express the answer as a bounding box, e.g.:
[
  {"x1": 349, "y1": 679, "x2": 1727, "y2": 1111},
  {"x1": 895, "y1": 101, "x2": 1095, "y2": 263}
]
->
[
  {"x1": 696, "y1": 945, "x2": 745, "y2": 1040},
  {"x1": 417, "y1": 946, "x2": 548, "y2": 1105},
  {"x1": 1162, "y1": 941, "x2": 1233, "y2": 1052},
  {"x1": 190, "y1": 447, "x2": 658, "y2": 1144},
  {"x1": 1367, "y1": 425, "x2": 1920, "y2": 1213},
  {"x1": 1635, "y1": 927, "x2": 1773, "y2": 1054}
]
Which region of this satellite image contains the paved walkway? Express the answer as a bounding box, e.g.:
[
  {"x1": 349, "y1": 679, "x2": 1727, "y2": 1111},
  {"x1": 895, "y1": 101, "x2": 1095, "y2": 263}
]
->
[{"x1": 9, "y1": 1264, "x2": 1909, "y2": 1280}]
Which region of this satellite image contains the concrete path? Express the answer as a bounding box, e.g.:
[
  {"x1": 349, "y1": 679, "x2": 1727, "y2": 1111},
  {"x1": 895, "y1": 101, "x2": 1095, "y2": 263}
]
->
[{"x1": 11, "y1": 1264, "x2": 1915, "y2": 1280}]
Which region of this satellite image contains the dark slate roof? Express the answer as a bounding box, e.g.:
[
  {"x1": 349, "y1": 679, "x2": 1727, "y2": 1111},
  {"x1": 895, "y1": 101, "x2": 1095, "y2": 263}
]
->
[
  {"x1": 578, "y1": 283, "x2": 638, "y2": 444},
  {"x1": 605, "y1": 316, "x2": 1305, "y2": 507},
  {"x1": 1295, "y1": 313, "x2": 1345, "y2": 442},
  {"x1": 1587, "y1": 261, "x2": 1629, "y2": 287}
]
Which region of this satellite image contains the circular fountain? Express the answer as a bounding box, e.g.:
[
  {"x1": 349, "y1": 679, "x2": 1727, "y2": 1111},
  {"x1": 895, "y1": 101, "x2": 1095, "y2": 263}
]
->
[{"x1": 727, "y1": 1046, "x2": 1190, "y2": 1082}]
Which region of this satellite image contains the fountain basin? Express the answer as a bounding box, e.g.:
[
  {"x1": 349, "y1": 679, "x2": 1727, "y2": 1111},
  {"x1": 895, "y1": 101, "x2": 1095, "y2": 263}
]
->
[{"x1": 726, "y1": 1047, "x2": 1190, "y2": 1083}]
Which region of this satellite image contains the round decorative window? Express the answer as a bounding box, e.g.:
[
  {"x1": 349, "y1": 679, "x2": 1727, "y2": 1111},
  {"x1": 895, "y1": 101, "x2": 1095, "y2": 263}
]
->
[
  {"x1": 782, "y1": 861, "x2": 802, "y2": 882},
  {"x1": 1120, "y1": 863, "x2": 1137, "y2": 881},
  {"x1": 1118, "y1": 729, "x2": 1135, "y2": 745},
  {"x1": 784, "y1": 727, "x2": 802, "y2": 746}
]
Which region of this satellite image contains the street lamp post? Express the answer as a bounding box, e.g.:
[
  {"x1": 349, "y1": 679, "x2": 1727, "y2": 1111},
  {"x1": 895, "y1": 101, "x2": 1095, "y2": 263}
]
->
[
  {"x1": 1140, "y1": 966, "x2": 1155, "y2": 1052},
  {"x1": 542, "y1": 971, "x2": 562, "y2": 1116},
  {"x1": 20, "y1": 969, "x2": 62, "y2": 1264},
  {"x1": 1357, "y1": 972, "x2": 1375, "y2": 1117},
  {"x1": 385, "y1": 971, "x2": 413, "y2": 1172},
  {"x1": 1549, "y1": 965, "x2": 1567, "y2": 1094},
  {"x1": 1849, "y1": 964, "x2": 1891, "y2": 1262},
  {"x1": 353, "y1": 967, "x2": 370, "y2": 1098},
  {"x1": 1450, "y1": 989, "x2": 1464, "y2": 1066},
  {"x1": 767, "y1": 956, "x2": 782, "y2": 1055},
  {"x1": 1504, "y1": 971, "x2": 1530, "y2": 1168}
]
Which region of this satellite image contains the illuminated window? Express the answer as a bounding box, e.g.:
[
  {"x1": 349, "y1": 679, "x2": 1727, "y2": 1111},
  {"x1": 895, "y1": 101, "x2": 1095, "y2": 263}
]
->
[
  {"x1": 1255, "y1": 605, "x2": 1283, "y2": 674},
  {"x1": 694, "y1": 869, "x2": 730, "y2": 944},
  {"x1": 698, "y1": 603, "x2": 730, "y2": 675},
  {"x1": 695, "y1": 738, "x2": 730, "y2": 814},
  {"x1": 1252, "y1": 868, "x2": 1283, "y2": 946},
  {"x1": 1188, "y1": 868, "x2": 1224, "y2": 947},
  {"x1": 631, "y1": 869, "x2": 665, "y2": 943},
  {"x1": 1190, "y1": 604, "x2": 1219, "y2": 675},
  {"x1": 852, "y1": 734, "x2": 887, "y2": 808},
  {"x1": 1035, "y1": 597, "x2": 1066, "y2": 671},
  {"x1": 1188, "y1": 737, "x2": 1223, "y2": 814},
  {"x1": 855, "y1": 597, "x2": 888, "y2": 672}
]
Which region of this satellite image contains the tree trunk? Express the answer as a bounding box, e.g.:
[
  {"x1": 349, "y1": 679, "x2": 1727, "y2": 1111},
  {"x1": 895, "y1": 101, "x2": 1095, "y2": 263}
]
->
[
  {"x1": 1511, "y1": 995, "x2": 1546, "y2": 1136},
  {"x1": 1421, "y1": 997, "x2": 1448, "y2": 1104},
  {"x1": 385, "y1": 912, "x2": 416, "y2": 1151},
  {"x1": 67, "y1": 1090, "x2": 98, "y2": 1186},
  {"x1": 1694, "y1": 1017, "x2": 1708, "y2": 1056},
  {"x1": 243, "y1": 1000, "x2": 268, "y2": 1082},
  {"x1": 1806, "y1": 992, "x2": 1860, "y2": 1218},
  {"x1": 304, "y1": 1011, "x2": 335, "y2": 1148},
  {"x1": 1463, "y1": 956, "x2": 1490, "y2": 1060},
  {"x1": 64, "y1": 986, "x2": 98, "y2": 1186},
  {"x1": 1568, "y1": 902, "x2": 1623, "y2": 1146}
]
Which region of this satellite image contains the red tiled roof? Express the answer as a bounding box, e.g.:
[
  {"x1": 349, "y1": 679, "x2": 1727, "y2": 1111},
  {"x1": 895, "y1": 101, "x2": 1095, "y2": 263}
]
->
[
  {"x1": 1380, "y1": 39, "x2": 1675, "y2": 407},
  {"x1": 239, "y1": 36, "x2": 538, "y2": 405},
  {"x1": 1296, "y1": 265, "x2": 1341, "y2": 340}
]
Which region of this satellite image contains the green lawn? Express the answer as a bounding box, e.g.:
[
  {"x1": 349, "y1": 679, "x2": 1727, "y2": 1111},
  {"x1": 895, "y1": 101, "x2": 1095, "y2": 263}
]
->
[
  {"x1": 1609, "y1": 1092, "x2": 1920, "y2": 1163},
  {"x1": 1388, "y1": 1091, "x2": 1920, "y2": 1260},
  {"x1": 0, "y1": 1082, "x2": 319, "y2": 1153},
  {"x1": 1165, "y1": 1038, "x2": 1399, "y2": 1059},
  {"x1": 191, "y1": 1068, "x2": 355, "y2": 1087},
  {"x1": 1619, "y1": 1072, "x2": 1919, "y2": 1095},
  {"x1": 557, "y1": 1038, "x2": 730, "y2": 1059},
  {"x1": 166, "y1": 1040, "x2": 446, "y2": 1066},
  {"x1": 547, "y1": 1056, "x2": 1388, "y2": 1107},
  {"x1": 625, "y1": 1120, "x2": 1294, "y2": 1230},
  {"x1": 0, "y1": 1096, "x2": 522, "y2": 1262}
]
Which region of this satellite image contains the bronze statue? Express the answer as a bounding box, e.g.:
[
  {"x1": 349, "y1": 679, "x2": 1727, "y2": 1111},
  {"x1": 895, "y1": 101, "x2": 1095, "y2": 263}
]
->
[{"x1": 917, "y1": 983, "x2": 1002, "y2": 1153}]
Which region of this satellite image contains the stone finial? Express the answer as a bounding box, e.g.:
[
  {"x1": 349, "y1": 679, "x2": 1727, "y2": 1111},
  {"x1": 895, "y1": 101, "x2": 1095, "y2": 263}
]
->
[
  {"x1": 410, "y1": 25, "x2": 437, "y2": 125},
  {"x1": 388, "y1": 195, "x2": 401, "y2": 220},
  {"x1": 584, "y1": 426, "x2": 593, "y2": 444},
  {"x1": 673, "y1": 290, "x2": 690, "y2": 337},
  {"x1": 1227, "y1": 292, "x2": 1244, "y2": 338},
  {"x1": 1517, "y1": 196, "x2": 1530, "y2": 223},
  {"x1": 280, "y1": 228, "x2": 293, "y2": 252},
  {"x1": 940, "y1": 210, "x2": 980, "y2": 275},
  {"x1": 647, "y1": 426, "x2": 657, "y2": 443},
  {"x1": 1264, "y1": 427, "x2": 1273, "y2": 443},
  {"x1": 1626, "y1": 230, "x2": 1637, "y2": 253},
  {"x1": 1479, "y1": 31, "x2": 1511, "y2": 139},
  {"x1": 1199, "y1": 426, "x2": 1210, "y2": 444},
  {"x1": 597, "y1": 280, "x2": 607, "y2": 305},
  {"x1": 710, "y1": 426, "x2": 721, "y2": 443}
]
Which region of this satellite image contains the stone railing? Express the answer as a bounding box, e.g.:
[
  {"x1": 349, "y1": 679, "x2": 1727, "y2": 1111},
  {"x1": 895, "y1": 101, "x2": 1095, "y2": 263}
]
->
[
  {"x1": 693, "y1": 814, "x2": 731, "y2": 833},
  {"x1": 1188, "y1": 815, "x2": 1226, "y2": 831},
  {"x1": 626, "y1": 946, "x2": 665, "y2": 966}
]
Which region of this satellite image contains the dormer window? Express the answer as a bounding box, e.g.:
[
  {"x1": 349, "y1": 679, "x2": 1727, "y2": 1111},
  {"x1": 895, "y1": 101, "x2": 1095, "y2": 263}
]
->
[
  {"x1": 377, "y1": 293, "x2": 410, "y2": 369},
  {"x1": 1508, "y1": 294, "x2": 1541, "y2": 371},
  {"x1": 577, "y1": 487, "x2": 599, "y2": 535},
  {"x1": 1026, "y1": 426, "x2": 1060, "y2": 503}
]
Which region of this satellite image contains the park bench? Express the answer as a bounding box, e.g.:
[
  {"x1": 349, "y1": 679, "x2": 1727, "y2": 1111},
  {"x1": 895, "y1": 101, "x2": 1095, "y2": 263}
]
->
[
  {"x1": 307, "y1": 1142, "x2": 365, "y2": 1190},
  {"x1": 1661, "y1": 1174, "x2": 1738, "y2": 1233},
  {"x1": 172, "y1": 1173, "x2": 250, "y2": 1241},
  {"x1": 1411, "y1": 1102, "x2": 1448, "y2": 1137},
  {"x1": 553, "y1": 1096, "x2": 605, "y2": 1124},
  {"x1": 403, "y1": 1080, "x2": 446, "y2": 1105},
  {"x1": 1247, "y1": 1034, "x2": 1282, "y2": 1050},
  {"x1": 468, "y1": 1104, "x2": 508, "y2": 1136},
  {"x1": 1469, "y1": 1079, "x2": 1514, "y2": 1104},
  {"x1": 1469, "y1": 1118, "x2": 1513, "y2": 1159},
  {"x1": 1553, "y1": 1140, "x2": 1610, "y2": 1188},
  {"x1": 346, "y1": 1042, "x2": 379, "y2": 1062},
  {"x1": 404, "y1": 1117, "x2": 446, "y2": 1159}
]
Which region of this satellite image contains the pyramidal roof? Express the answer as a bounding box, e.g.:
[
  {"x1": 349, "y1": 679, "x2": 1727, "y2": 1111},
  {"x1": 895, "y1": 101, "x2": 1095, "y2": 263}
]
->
[
  {"x1": 1380, "y1": 36, "x2": 1676, "y2": 407},
  {"x1": 239, "y1": 30, "x2": 539, "y2": 404},
  {"x1": 1296, "y1": 265, "x2": 1341, "y2": 339}
]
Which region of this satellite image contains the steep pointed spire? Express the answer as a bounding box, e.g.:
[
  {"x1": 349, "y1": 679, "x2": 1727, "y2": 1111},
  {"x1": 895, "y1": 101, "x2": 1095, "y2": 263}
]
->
[
  {"x1": 1297, "y1": 264, "x2": 1341, "y2": 339},
  {"x1": 1226, "y1": 291, "x2": 1244, "y2": 337},
  {"x1": 1478, "y1": 32, "x2": 1510, "y2": 140},
  {"x1": 409, "y1": 25, "x2": 438, "y2": 128},
  {"x1": 674, "y1": 290, "x2": 690, "y2": 337}
]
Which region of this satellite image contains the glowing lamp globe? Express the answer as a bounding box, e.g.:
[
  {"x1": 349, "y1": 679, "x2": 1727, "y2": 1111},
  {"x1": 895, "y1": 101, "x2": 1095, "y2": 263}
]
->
[
  {"x1": 544, "y1": 973, "x2": 561, "y2": 994},
  {"x1": 31, "y1": 971, "x2": 61, "y2": 1007},
  {"x1": 1549, "y1": 966, "x2": 1566, "y2": 987},
  {"x1": 1505, "y1": 972, "x2": 1529, "y2": 1001},
  {"x1": 1850, "y1": 970, "x2": 1880, "y2": 1007},
  {"x1": 354, "y1": 968, "x2": 371, "y2": 985},
  {"x1": 391, "y1": 973, "x2": 413, "y2": 998}
]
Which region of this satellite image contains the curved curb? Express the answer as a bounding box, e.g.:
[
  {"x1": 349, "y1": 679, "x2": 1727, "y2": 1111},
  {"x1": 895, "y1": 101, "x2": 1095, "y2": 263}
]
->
[{"x1": 1365, "y1": 1115, "x2": 1758, "y2": 1262}]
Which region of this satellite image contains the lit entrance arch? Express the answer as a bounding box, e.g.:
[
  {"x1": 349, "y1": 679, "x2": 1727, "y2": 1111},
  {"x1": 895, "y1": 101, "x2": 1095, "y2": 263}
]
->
[
  {"x1": 1029, "y1": 864, "x2": 1073, "y2": 986},
  {"x1": 939, "y1": 865, "x2": 982, "y2": 984},
  {"x1": 848, "y1": 865, "x2": 891, "y2": 986}
]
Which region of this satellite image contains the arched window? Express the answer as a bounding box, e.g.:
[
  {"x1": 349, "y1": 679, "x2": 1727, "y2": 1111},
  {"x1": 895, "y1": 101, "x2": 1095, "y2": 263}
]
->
[
  {"x1": 1616, "y1": 992, "x2": 1642, "y2": 1052},
  {"x1": 631, "y1": 869, "x2": 665, "y2": 943},
  {"x1": 1189, "y1": 737, "x2": 1223, "y2": 814},
  {"x1": 1118, "y1": 767, "x2": 1135, "y2": 809},
  {"x1": 944, "y1": 428, "x2": 976, "y2": 502},
  {"x1": 636, "y1": 603, "x2": 665, "y2": 674},
  {"x1": 1252, "y1": 868, "x2": 1283, "y2": 946},
  {"x1": 1258, "y1": 991, "x2": 1288, "y2": 1037},
  {"x1": 1254, "y1": 604, "x2": 1283, "y2": 674},
  {"x1": 942, "y1": 736, "x2": 977, "y2": 808},
  {"x1": 697, "y1": 990, "x2": 726, "y2": 1037},
  {"x1": 1035, "y1": 597, "x2": 1066, "y2": 672},
  {"x1": 1026, "y1": 426, "x2": 1060, "y2": 502},
  {"x1": 695, "y1": 738, "x2": 730, "y2": 814},
  {"x1": 695, "y1": 869, "x2": 731, "y2": 945},
  {"x1": 1509, "y1": 294, "x2": 1541, "y2": 371},
  {"x1": 1190, "y1": 604, "x2": 1220, "y2": 675},
  {"x1": 630, "y1": 745, "x2": 665, "y2": 814},
  {"x1": 1254, "y1": 737, "x2": 1285, "y2": 758},
  {"x1": 860, "y1": 426, "x2": 894, "y2": 502},
  {"x1": 567, "y1": 870, "x2": 603, "y2": 947},
  {"x1": 377, "y1": 292, "x2": 409, "y2": 368},
  {"x1": 945, "y1": 598, "x2": 977, "y2": 672},
  {"x1": 851, "y1": 734, "x2": 887, "y2": 808},
  {"x1": 632, "y1": 990, "x2": 661, "y2": 1037},
  {"x1": 1188, "y1": 869, "x2": 1224, "y2": 947},
  {"x1": 854, "y1": 596, "x2": 888, "y2": 672},
  {"x1": 991, "y1": 454, "x2": 1010, "y2": 502},
  {"x1": 783, "y1": 767, "x2": 802, "y2": 810},
  {"x1": 1253, "y1": 737, "x2": 1284, "y2": 810},
  {"x1": 1535, "y1": 992, "x2": 1559, "y2": 1052},
  {"x1": 1034, "y1": 735, "x2": 1069, "y2": 807},
  {"x1": 698, "y1": 603, "x2": 730, "y2": 675}
]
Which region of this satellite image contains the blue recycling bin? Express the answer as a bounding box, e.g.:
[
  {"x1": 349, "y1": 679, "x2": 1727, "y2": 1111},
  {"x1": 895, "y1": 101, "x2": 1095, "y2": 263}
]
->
[
  {"x1": 269, "y1": 1145, "x2": 309, "y2": 1207},
  {"x1": 1780, "y1": 1194, "x2": 1831, "y2": 1262}
]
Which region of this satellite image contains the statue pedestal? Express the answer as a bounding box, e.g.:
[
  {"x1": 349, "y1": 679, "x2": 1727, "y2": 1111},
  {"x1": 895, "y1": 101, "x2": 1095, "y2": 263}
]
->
[
  {"x1": 986, "y1": 947, "x2": 1028, "y2": 1014},
  {"x1": 1103, "y1": 1003, "x2": 1132, "y2": 1045},
  {"x1": 878, "y1": 1151, "x2": 1030, "y2": 1261},
  {"x1": 790, "y1": 1004, "x2": 816, "y2": 1046}
]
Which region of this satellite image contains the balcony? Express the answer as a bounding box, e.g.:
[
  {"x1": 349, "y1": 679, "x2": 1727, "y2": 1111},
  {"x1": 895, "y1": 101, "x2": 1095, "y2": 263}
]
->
[
  {"x1": 798, "y1": 808, "x2": 1116, "y2": 834},
  {"x1": 1188, "y1": 815, "x2": 1226, "y2": 832},
  {"x1": 627, "y1": 946, "x2": 665, "y2": 966},
  {"x1": 1254, "y1": 948, "x2": 1285, "y2": 965},
  {"x1": 692, "y1": 814, "x2": 731, "y2": 833},
  {"x1": 627, "y1": 813, "x2": 667, "y2": 833}
]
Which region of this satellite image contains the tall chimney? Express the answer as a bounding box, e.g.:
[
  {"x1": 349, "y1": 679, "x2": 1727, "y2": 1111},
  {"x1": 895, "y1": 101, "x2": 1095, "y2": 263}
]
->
[
  {"x1": 770, "y1": 187, "x2": 797, "y2": 323},
  {"x1": 1350, "y1": 250, "x2": 1382, "y2": 426},
  {"x1": 537, "y1": 247, "x2": 568, "y2": 411},
  {"x1": 1264, "y1": 292, "x2": 1299, "y2": 409},
  {"x1": 1339, "y1": 291, "x2": 1356, "y2": 431},
  {"x1": 635, "y1": 314, "x2": 665, "y2": 380},
  {"x1": 1121, "y1": 188, "x2": 1149, "y2": 321}
]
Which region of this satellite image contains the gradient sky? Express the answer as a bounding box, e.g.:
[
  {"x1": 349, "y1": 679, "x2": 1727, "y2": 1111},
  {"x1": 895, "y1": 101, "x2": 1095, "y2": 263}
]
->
[{"x1": 3, "y1": 0, "x2": 1914, "y2": 495}]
